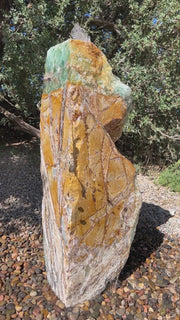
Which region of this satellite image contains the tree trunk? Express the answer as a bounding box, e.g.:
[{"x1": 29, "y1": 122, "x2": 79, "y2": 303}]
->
[{"x1": 0, "y1": 105, "x2": 40, "y2": 138}]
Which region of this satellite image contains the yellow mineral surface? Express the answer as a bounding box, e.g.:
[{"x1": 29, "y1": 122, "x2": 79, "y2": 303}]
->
[{"x1": 41, "y1": 82, "x2": 138, "y2": 246}]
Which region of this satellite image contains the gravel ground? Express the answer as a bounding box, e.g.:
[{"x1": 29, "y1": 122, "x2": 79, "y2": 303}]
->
[
  {"x1": 137, "y1": 174, "x2": 180, "y2": 239},
  {"x1": 0, "y1": 136, "x2": 180, "y2": 320}
]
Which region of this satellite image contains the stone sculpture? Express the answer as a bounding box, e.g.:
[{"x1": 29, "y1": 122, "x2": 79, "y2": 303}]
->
[{"x1": 40, "y1": 38, "x2": 142, "y2": 307}]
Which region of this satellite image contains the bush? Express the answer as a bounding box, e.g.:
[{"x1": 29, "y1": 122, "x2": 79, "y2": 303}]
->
[
  {"x1": 1, "y1": 0, "x2": 180, "y2": 164},
  {"x1": 158, "y1": 160, "x2": 180, "y2": 192}
]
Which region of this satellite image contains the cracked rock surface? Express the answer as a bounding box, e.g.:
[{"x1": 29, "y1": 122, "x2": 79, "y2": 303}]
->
[{"x1": 40, "y1": 39, "x2": 141, "y2": 306}]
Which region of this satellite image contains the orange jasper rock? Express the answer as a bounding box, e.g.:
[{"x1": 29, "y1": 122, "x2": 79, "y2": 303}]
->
[{"x1": 40, "y1": 40, "x2": 141, "y2": 307}]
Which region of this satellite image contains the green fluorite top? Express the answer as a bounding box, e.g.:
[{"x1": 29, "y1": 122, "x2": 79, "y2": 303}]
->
[{"x1": 43, "y1": 40, "x2": 131, "y2": 106}]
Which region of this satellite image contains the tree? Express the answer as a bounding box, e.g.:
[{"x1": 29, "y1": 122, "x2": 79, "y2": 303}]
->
[
  {"x1": 0, "y1": 0, "x2": 179, "y2": 163},
  {"x1": 112, "y1": 0, "x2": 180, "y2": 164}
]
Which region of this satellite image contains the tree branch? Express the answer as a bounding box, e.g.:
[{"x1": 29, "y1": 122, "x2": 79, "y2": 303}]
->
[
  {"x1": 0, "y1": 105, "x2": 40, "y2": 138},
  {"x1": 87, "y1": 18, "x2": 121, "y2": 35},
  {"x1": 0, "y1": 94, "x2": 17, "y2": 108},
  {"x1": 155, "y1": 126, "x2": 180, "y2": 141}
]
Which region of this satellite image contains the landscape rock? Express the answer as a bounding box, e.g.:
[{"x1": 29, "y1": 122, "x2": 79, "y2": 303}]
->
[{"x1": 40, "y1": 39, "x2": 141, "y2": 306}]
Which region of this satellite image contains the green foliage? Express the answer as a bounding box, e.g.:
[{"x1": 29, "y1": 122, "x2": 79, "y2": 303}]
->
[
  {"x1": 111, "y1": 0, "x2": 180, "y2": 164},
  {"x1": 0, "y1": 0, "x2": 180, "y2": 163},
  {"x1": 158, "y1": 160, "x2": 180, "y2": 192}
]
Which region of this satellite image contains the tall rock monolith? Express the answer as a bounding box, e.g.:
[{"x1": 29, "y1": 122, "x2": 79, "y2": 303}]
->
[{"x1": 40, "y1": 39, "x2": 142, "y2": 307}]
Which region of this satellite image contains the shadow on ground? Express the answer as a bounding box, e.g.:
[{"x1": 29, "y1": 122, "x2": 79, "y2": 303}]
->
[
  {"x1": 118, "y1": 202, "x2": 172, "y2": 282},
  {"x1": 0, "y1": 139, "x2": 42, "y2": 235}
]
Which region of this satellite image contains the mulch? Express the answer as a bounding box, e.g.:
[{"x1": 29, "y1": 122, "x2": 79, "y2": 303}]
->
[{"x1": 0, "y1": 134, "x2": 179, "y2": 320}]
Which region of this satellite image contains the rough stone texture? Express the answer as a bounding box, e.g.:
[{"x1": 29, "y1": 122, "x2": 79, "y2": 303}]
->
[
  {"x1": 40, "y1": 39, "x2": 141, "y2": 307},
  {"x1": 70, "y1": 23, "x2": 91, "y2": 42}
]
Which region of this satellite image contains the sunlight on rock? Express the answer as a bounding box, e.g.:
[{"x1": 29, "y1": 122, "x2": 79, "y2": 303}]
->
[{"x1": 40, "y1": 39, "x2": 141, "y2": 307}]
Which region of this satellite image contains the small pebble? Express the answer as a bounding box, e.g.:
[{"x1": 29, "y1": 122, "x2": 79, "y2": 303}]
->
[
  {"x1": 15, "y1": 305, "x2": 22, "y2": 312},
  {"x1": 30, "y1": 290, "x2": 37, "y2": 297},
  {"x1": 56, "y1": 300, "x2": 65, "y2": 309}
]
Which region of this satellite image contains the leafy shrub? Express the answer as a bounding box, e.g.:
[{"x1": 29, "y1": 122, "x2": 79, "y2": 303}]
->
[
  {"x1": 158, "y1": 160, "x2": 180, "y2": 192},
  {"x1": 1, "y1": 0, "x2": 180, "y2": 164}
]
